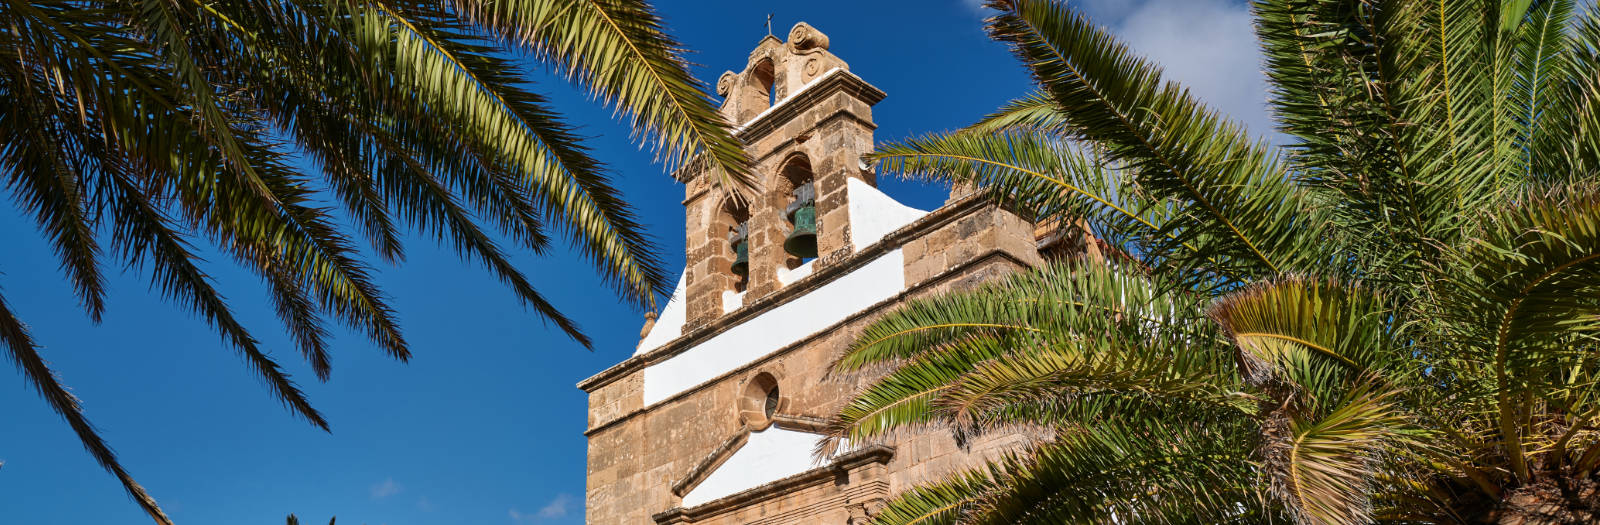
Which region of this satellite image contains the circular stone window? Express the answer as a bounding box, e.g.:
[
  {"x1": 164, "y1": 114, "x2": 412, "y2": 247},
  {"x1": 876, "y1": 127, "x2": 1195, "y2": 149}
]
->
[{"x1": 740, "y1": 372, "x2": 782, "y2": 429}]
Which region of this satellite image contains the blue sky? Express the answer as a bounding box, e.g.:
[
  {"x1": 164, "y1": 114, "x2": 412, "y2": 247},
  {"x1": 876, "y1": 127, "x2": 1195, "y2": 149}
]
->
[{"x1": 0, "y1": 1, "x2": 1265, "y2": 523}]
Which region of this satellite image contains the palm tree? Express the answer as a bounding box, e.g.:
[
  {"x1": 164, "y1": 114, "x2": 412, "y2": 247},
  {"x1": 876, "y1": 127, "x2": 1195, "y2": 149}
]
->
[
  {"x1": 286, "y1": 515, "x2": 335, "y2": 525},
  {"x1": 823, "y1": 1, "x2": 1600, "y2": 524},
  {"x1": 2, "y1": 1, "x2": 748, "y2": 522}
]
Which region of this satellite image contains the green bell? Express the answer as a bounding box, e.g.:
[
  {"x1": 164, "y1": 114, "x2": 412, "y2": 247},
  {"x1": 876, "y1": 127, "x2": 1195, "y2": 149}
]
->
[
  {"x1": 729, "y1": 222, "x2": 750, "y2": 278},
  {"x1": 731, "y1": 239, "x2": 749, "y2": 277},
  {"x1": 784, "y1": 204, "x2": 818, "y2": 258}
]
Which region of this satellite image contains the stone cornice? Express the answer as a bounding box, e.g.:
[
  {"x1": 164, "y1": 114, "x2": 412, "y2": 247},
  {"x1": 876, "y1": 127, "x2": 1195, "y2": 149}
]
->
[
  {"x1": 577, "y1": 193, "x2": 993, "y2": 394},
  {"x1": 678, "y1": 110, "x2": 878, "y2": 208},
  {"x1": 651, "y1": 445, "x2": 896, "y2": 524},
  {"x1": 671, "y1": 70, "x2": 886, "y2": 184},
  {"x1": 736, "y1": 69, "x2": 885, "y2": 145}
]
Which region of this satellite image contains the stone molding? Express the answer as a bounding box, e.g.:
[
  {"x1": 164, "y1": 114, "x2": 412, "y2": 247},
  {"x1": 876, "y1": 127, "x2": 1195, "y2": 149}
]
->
[
  {"x1": 668, "y1": 412, "x2": 835, "y2": 500},
  {"x1": 673, "y1": 69, "x2": 883, "y2": 185},
  {"x1": 651, "y1": 445, "x2": 896, "y2": 525},
  {"x1": 671, "y1": 431, "x2": 750, "y2": 498},
  {"x1": 735, "y1": 70, "x2": 885, "y2": 145}
]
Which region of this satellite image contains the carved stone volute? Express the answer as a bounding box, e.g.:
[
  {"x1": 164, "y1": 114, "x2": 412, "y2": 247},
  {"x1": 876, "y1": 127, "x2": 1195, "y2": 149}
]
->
[{"x1": 787, "y1": 22, "x2": 830, "y2": 54}]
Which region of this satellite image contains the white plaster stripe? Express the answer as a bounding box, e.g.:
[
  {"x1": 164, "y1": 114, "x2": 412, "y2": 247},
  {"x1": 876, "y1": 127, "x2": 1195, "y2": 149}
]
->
[{"x1": 641, "y1": 249, "x2": 906, "y2": 405}]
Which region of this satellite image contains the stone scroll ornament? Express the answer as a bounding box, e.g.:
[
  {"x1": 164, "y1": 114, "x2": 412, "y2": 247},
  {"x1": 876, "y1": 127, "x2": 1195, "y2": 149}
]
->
[
  {"x1": 716, "y1": 71, "x2": 738, "y2": 97},
  {"x1": 786, "y1": 22, "x2": 830, "y2": 54}
]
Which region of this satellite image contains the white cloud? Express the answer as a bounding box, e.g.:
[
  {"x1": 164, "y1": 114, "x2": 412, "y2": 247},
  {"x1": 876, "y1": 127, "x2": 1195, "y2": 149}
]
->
[
  {"x1": 1094, "y1": 0, "x2": 1273, "y2": 137},
  {"x1": 958, "y1": 0, "x2": 1273, "y2": 138},
  {"x1": 369, "y1": 478, "x2": 403, "y2": 500},
  {"x1": 416, "y1": 496, "x2": 436, "y2": 512},
  {"x1": 509, "y1": 494, "x2": 573, "y2": 522},
  {"x1": 537, "y1": 494, "x2": 572, "y2": 519}
]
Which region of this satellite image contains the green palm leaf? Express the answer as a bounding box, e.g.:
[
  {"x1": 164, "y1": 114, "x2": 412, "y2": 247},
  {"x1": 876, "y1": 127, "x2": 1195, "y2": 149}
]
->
[
  {"x1": 838, "y1": 2, "x2": 1600, "y2": 522},
  {"x1": 0, "y1": 292, "x2": 171, "y2": 525},
  {"x1": 2, "y1": 0, "x2": 736, "y2": 519},
  {"x1": 447, "y1": 0, "x2": 753, "y2": 191},
  {"x1": 984, "y1": 0, "x2": 1327, "y2": 281}
]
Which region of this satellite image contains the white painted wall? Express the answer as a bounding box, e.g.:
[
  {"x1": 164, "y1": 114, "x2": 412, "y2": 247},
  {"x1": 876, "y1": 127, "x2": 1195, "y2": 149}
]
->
[
  {"x1": 721, "y1": 289, "x2": 745, "y2": 313},
  {"x1": 847, "y1": 177, "x2": 928, "y2": 251},
  {"x1": 775, "y1": 260, "x2": 814, "y2": 286},
  {"x1": 634, "y1": 274, "x2": 687, "y2": 356},
  {"x1": 680, "y1": 428, "x2": 834, "y2": 507},
  {"x1": 641, "y1": 249, "x2": 905, "y2": 405}
]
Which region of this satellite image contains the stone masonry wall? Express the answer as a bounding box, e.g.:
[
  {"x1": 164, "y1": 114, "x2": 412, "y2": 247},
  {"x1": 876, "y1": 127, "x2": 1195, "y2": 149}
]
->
[{"x1": 583, "y1": 197, "x2": 1049, "y2": 524}]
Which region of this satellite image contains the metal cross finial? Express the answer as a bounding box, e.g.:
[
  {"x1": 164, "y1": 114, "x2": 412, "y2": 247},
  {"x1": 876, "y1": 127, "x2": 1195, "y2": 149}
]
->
[{"x1": 766, "y1": 14, "x2": 773, "y2": 36}]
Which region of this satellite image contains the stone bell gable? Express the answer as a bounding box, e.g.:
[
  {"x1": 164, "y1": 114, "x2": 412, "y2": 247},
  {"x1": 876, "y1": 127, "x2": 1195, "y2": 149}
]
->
[
  {"x1": 582, "y1": 22, "x2": 1085, "y2": 524},
  {"x1": 714, "y1": 22, "x2": 851, "y2": 125},
  {"x1": 676, "y1": 22, "x2": 884, "y2": 330}
]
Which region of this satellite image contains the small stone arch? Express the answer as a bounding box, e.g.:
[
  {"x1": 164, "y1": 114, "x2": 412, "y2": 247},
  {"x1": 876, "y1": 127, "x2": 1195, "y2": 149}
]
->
[
  {"x1": 774, "y1": 153, "x2": 818, "y2": 267},
  {"x1": 774, "y1": 152, "x2": 815, "y2": 192},
  {"x1": 747, "y1": 57, "x2": 777, "y2": 112},
  {"x1": 714, "y1": 196, "x2": 751, "y2": 292}
]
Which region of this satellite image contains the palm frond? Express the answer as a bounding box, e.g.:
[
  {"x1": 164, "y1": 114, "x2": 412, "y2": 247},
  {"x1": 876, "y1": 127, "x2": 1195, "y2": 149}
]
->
[
  {"x1": 868, "y1": 469, "x2": 993, "y2": 525},
  {"x1": 1430, "y1": 182, "x2": 1600, "y2": 481},
  {"x1": 1270, "y1": 385, "x2": 1407, "y2": 525},
  {"x1": 447, "y1": 0, "x2": 753, "y2": 191},
  {"x1": 965, "y1": 91, "x2": 1070, "y2": 134},
  {"x1": 986, "y1": 0, "x2": 1328, "y2": 282},
  {"x1": 347, "y1": 0, "x2": 670, "y2": 312},
  {"x1": 0, "y1": 290, "x2": 171, "y2": 525},
  {"x1": 870, "y1": 131, "x2": 1241, "y2": 285},
  {"x1": 1208, "y1": 277, "x2": 1400, "y2": 399},
  {"x1": 969, "y1": 420, "x2": 1267, "y2": 525},
  {"x1": 1507, "y1": 0, "x2": 1576, "y2": 179}
]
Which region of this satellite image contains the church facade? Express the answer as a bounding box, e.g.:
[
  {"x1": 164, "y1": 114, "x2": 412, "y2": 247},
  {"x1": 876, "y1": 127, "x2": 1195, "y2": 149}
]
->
[{"x1": 580, "y1": 23, "x2": 1082, "y2": 524}]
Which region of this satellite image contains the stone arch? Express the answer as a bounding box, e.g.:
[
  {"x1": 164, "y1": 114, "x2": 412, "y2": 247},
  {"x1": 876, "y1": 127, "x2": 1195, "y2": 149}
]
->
[
  {"x1": 775, "y1": 153, "x2": 818, "y2": 267},
  {"x1": 714, "y1": 196, "x2": 751, "y2": 292},
  {"x1": 775, "y1": 151, "x2": 815, "y2": 192},
  {"x1": 747, "y1": 57, "x2": 777, "y2": 112}
]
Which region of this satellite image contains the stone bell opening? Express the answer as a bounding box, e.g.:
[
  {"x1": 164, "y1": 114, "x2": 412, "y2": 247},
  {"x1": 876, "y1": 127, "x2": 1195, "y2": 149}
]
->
[
  {"x1": 777, "y1": 154, "x2": 817, "y2": 266},
  {"x1": 718, "y1": 198, "x2": 751, "y2": 292}
]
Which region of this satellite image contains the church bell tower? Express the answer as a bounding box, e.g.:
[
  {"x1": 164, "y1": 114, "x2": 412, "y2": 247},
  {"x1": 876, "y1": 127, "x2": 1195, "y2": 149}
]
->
[{"x1": 580, "y1": 22, "x2": 1058, "y2": 524}]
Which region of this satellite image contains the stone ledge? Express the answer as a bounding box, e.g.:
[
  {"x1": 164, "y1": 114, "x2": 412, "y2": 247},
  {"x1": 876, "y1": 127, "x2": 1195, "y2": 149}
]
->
[
  {"x1": 736, "y1": 70, "x2": 886, "y2": 146},
  {"x1": 651, "y1": 445, "x2": 896, "y2": 525},
  {"x1": 671, "y1": 431, "x2": 751, "y2": 498},
  {"x1": 672, "y1": 70, "x2": 886, "y2": 184},
  {"x1": 679, "y1": 109, "x2": 879, "y2": 207}
]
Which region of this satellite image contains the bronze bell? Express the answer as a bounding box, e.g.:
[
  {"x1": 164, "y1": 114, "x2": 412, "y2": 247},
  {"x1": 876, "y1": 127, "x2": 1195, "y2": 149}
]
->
[
  {"x1": 783, "y1": 183, "x2": 818, "y2": 258},
  {"x1": 729, "y1": 223, "x2": 750, "y2": 278}
]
